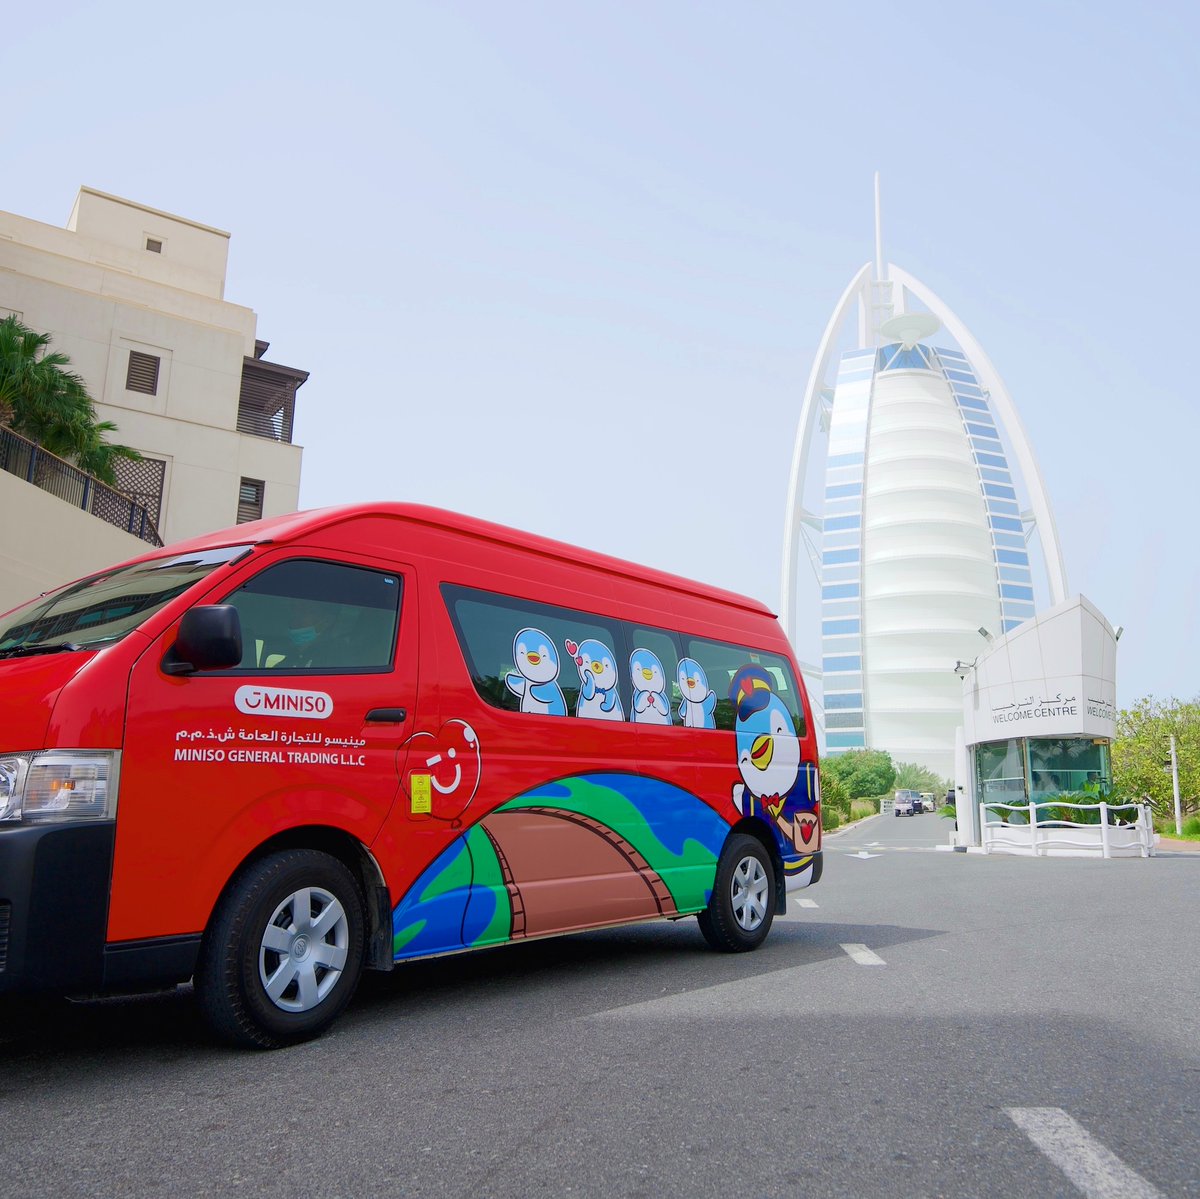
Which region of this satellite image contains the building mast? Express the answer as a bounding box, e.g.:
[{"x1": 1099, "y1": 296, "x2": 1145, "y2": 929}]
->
[{"x1": 874, "y1": 171, "x2": 884, "y2": 282}]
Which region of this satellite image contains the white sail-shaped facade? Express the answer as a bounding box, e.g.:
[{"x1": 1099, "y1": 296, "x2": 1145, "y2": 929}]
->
[{"x1": 782, "y1": 186, "x2": 1067, "y2": 779}]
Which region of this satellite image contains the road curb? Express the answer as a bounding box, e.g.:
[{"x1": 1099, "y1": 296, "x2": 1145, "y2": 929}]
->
[{"x1": 824, "y1": 812, "x2": 881, "y2": 837}]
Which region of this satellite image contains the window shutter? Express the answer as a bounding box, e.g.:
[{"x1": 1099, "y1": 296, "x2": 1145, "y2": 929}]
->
[
  {"x1": 126, "y1": 351, "x2": 161, "y2": 395},
  {"x1": 237, "y1": 478, "x2": 265, "y2": 524}
]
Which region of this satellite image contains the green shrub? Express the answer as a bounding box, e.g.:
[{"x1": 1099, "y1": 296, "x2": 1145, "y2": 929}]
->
[
  {"x1": 1038, "y1": 792, "x2": 1148, "y2": 826},
  {"x1": 821, "y1": 805, "x2": 841, "y2": 831},
  {"x1": 1154, "y1": 815, "x2": 1200, "y2": 840},
  {"x1": 820, "y1": 768, "x2": 851, "y2": 817},
  {"x1": 1041, "y1": 802, "x2": 1100, "y2": 826},
  {"x1": 823, "y1": 749, "x2": 896, "y2": 799},
  {"x1": 849, "y1": 799, "x2": 876, "y2": 822}
]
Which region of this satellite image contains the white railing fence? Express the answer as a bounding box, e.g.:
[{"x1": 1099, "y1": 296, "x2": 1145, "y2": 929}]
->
[{"x1": 980, "y1": 800, "x2": 1155, "y2": 858}]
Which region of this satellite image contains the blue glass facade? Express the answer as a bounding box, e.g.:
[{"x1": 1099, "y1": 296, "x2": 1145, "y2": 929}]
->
[
  {"x1": 818, "y1": 349, "x2": 874, "y2": 751},
  {"x1": 936, "y1": 348, "x2": 1035, "y2": 633}
]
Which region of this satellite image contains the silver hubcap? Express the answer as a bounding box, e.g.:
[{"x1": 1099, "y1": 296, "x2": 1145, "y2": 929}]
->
[
  {"x1": 259, "y1": 886, "x2": 349, "y2": 1013},
  {"x1": 731, "y1": 855, "x2": 769, "y2": 932}
]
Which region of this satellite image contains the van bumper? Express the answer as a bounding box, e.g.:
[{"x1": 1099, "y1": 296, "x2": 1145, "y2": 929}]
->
[
  {"x1": 0, "y1": 823, "x2": 201, "y2": 996},
  {"x1": 0, "y1": 821, "x2": 115, "y2": 994},
  {"x1": 782, "y1": 847, "x2": 822, "y2": 893}
]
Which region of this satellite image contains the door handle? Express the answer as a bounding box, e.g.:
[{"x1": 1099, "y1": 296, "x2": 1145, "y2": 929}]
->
[{"x1": 366, "y1": 707, "x2": 407, "y2": 723}]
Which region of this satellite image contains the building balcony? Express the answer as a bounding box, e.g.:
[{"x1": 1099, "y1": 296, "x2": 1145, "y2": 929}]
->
[
  {"x1": 0, "y1": 425, "x2": 162, "y2": 546},
  {"x1": 237, "y1": 341, "x2": 309, "y2": 444}
]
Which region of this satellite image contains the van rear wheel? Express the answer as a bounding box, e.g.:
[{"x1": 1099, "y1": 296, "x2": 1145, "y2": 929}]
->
[
  {"x1": 697, "y1": 834, "x2": 775, "y2": 952},
  {"x1": 196, "y1": 849, "x2": 365, "y2": 1049}
]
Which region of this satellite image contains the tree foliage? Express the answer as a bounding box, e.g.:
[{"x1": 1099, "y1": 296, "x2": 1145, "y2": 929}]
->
[
  {"x1": 819, "y1": 766, "x2": 850, "y2": 816},
  {"x1": 892, "y1": 761, "x2": 948, "y2": 793},
  {"x1": 0, "y1": 315, "x2": 139, "y2": 486},
  {"x1": 823, "y1": 748, "x2": 896, "y2": 799},
  {"x1": 1112, "y1": 696, "x2": 1200, "y2": 819}
]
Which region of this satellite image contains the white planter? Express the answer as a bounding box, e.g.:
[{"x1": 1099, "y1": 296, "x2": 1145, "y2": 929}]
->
[{"x1": 980, "y1": 803, "x2": 1155, "y2": 858}]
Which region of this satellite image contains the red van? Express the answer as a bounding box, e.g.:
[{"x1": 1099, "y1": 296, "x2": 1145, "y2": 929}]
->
[{"x1": 0, "y1": 504, "x2": 821, "y2": 1047}]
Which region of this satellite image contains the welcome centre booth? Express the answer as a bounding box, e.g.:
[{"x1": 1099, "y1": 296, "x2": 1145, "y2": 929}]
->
[{"x1": 950, "y1": 596, "x2": 1148, "y2": 855}]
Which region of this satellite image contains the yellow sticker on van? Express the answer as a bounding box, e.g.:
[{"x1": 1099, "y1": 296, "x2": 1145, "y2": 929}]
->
[{"x1": 410, "y1": 773, "x2": 432, "y2": 814}]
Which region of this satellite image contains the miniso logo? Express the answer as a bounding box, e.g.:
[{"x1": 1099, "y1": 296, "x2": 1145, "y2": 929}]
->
[{"x1": 234, "y1": 685, "x2": 333, "y2": 719}]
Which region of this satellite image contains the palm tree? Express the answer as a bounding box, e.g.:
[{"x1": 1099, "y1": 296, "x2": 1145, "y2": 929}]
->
[
  {"x1": 0, "y1": 315, "x2": 139, "y2": 485},
  {"x1": 73, "y1": 419, "x2": 141, "y2": 482},
  {"x1": 0, "y1": 316, "x2": 54, "y2": 426}
]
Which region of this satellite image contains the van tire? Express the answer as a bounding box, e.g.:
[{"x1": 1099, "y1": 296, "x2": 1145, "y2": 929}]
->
[
  {"x1": 697, "y1": 834, "x2": 775, "y2": 952},
  {"x1": 196, "y1": 849, "x2": 366, "y2": 1049}
]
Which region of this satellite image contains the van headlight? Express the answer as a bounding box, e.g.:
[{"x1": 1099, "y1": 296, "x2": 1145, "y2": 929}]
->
[
  {"x1": 0, "y1": 751, "x2": 119, "y2": 823},
  {"x1": 0, "y1": 755, "x2": 28, "y2": 821}
]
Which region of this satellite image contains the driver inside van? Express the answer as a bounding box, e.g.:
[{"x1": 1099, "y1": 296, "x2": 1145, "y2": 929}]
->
[{"x1": 278, "y1": 598, "x2": 345, "y2": 669}]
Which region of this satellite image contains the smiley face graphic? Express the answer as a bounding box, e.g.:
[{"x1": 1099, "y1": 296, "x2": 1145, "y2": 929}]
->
[{"x1": 402, "y1": 720, "x2": 482, "y2": 824}]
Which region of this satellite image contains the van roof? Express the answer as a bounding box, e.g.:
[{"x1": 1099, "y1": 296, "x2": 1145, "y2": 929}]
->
[{"x1": 130, "y1": 503, "x2": 776, "y2": 619}]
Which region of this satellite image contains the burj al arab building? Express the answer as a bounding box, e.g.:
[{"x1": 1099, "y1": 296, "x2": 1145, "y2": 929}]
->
[{"x1": 781, "y1": 179, "x2": 1068, "y2": 779}]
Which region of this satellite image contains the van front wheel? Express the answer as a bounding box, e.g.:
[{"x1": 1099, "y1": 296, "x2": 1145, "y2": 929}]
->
[
  {"x1": 196, "y1": 849, "x2": 365, "y2": 1049},
  {"x1": 697, "y1": 834, "x2": 775, "y2": 952}
]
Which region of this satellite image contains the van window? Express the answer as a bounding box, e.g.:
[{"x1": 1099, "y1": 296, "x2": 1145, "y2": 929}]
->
[
  {"x1": 443, "y1": 585, "x2": 624, "y2": 719},
  {"x1": 222, "y1": 559, "x2": 401, "y2": 672},
  {"x1": 0, "y1": 544, "x2": 252, "y2": 655},
  {"x1": 683, "y1": 637, "x2": 807, "y2": 736}
]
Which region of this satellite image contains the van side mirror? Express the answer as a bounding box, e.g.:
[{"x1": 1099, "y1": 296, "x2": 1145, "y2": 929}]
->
[{"x1": 163, "y1": 605, "x2": 243, "y2": 676}]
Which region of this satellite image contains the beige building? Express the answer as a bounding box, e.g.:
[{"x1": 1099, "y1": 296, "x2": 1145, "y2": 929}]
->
[{"x1": 0, "y1": 187, "x2": 307, "y2": 614}]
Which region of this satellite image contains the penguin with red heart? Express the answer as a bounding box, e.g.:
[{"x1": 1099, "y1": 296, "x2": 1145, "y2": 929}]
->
[{"x1": 564, "y1": 637, "x2": 624, "y2": 720}]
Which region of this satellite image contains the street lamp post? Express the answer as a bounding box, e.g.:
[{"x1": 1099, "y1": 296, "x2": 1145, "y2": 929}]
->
[{"x1": 1169, "y1": 734, "x2": 1182, "y2": 837}]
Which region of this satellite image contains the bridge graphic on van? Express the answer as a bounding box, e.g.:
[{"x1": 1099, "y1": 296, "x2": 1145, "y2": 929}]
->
[{"x1": 391, "y1": 773, "x2": 730, "y2": 959}]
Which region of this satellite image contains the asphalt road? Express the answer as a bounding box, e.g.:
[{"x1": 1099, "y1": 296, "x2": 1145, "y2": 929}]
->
[{"x1": 2, "y1": 814, "x2": 1197, "y2": 1198}]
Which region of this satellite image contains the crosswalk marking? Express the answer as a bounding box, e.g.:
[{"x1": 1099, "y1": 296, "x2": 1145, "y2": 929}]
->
[
  {"x1": 838, "y1": 845, "x2": 938, "y2": 853},
  {"x1": 840, "y1": 943, "x2": 885, "y2": 966},
  {"x1": 1006, "y1": 1107, "x2": 1163, "y2": 1198}
]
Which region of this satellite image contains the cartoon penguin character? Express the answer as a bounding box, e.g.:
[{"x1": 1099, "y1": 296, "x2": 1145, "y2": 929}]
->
[
  {"x1": 504, "y1": 628, "x2": 567, "y2": 716},
  {"x1": 677, "y1": 657, "x2": 717, "y2": 728},
  {"x1": 729, "y1": 665, "x2": 817, "y2": 857},
  {"x1": 629, "y1": 648, "x2": 670, "y2": 724},
  {"x1": 565, "y1": 637, "x2": 624, "y2": 720}
]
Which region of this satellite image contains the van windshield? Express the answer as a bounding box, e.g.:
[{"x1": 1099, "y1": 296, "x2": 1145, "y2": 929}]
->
[{"x1": 0, "y1": 545, "x2": 253, "y2": 657}]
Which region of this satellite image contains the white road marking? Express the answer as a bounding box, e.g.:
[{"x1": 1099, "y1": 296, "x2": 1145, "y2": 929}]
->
[
  {"x1": 848, "y1": 850, "x2": 880, "y2": 859},
  {"x1": 797, "y1": 898, "x2": 818, "y2": 908},
  {"x1": 840, "y1": 943, "x2": 885, "y2": 966},
  {"x1": 1006, "y1": 1107, "x2": 1163, "y2": 1198},
  {"x1": 867, "y1": 840, "x2": 880, "y2": 846}
]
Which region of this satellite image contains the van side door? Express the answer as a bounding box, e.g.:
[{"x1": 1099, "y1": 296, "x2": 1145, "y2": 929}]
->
[{"x1": 111, "y1": 550, "x2": 418, "y2": 945}]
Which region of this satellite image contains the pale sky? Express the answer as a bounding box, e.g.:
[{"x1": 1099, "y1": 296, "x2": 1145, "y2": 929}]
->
[{"x1": 4, "y1": 0, "x2": 1197, "y2": 707}]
